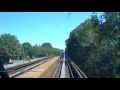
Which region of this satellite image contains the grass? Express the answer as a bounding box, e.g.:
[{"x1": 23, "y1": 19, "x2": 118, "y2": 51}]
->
[{"x1": 11, "y1": 59, "x2": 30, "y2": 64}]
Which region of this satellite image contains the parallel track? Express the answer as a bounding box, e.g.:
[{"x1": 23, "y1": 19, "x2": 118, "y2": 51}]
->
[
  {"x1": 51, "y1": 58, "x2": 62, "y2": 78},
  {"x1": 51, "y1": 53, "x2": 88, "y2": 78},
  {"x1": 6, "y1": 56, "x2": 55, "y2": 78},
  {"x1": 66, "y1": 57, "x2": 88, "y2": 78},
  {"x1": 1, "y1": 52, "x2": 88, "y2": 78}
]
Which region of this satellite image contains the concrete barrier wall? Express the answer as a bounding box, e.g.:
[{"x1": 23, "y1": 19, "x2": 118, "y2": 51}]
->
[{"x1": 38, "y1": 56, "x2": 60, "y2": 78}]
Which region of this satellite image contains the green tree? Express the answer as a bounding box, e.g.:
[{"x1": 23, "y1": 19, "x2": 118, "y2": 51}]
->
[
  {"x1": 22, "y1": 42, "x2": 33, "y2": 59},
  {"x1": 66, "y1": 12, "x2": 120, "y2": 78},
  {"x1": 42, "y1": 42, "x2": 52, "y2": 48},
  {"x1": 0, "y1": 34, "x2": 25, "y2": 63}
]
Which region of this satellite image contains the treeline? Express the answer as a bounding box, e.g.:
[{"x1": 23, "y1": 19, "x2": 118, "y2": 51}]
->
[
  {"x1": 0, "y1": 33, "x2": 62, "y2": 63},
  {"x1": 66, "y1": 12, "x2": 120, "y2": 78}
]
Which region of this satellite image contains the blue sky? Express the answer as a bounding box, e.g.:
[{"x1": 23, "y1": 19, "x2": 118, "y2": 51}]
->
[{"x1": 0, "y1": 12, "x2": 103, "y2": 50}]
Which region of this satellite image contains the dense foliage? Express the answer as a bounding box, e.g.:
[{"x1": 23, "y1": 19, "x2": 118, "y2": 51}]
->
[
  {"x1": 0, "y1": 34, "x2": 61, "y2": 64},
  {"x1": 66, "y1": 12, "x2": 120, "y2": 78},
  {"x1": 0, "y1": 34, "x2": 25, "y2": 63}
]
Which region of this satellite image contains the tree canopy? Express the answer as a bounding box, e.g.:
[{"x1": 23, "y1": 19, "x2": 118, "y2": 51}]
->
[
  {"x1": 66, "y1": 12, "x2": 120, "y2": 78},
  {"x1": 0, "y1": 34, "x2": 25, "y2": 63},
  {"x1": 42, "y1": 42, "x2": 53, "y2": 48},
  {"x1": 0, "y1": 34, "x2": 61, "y2": 64},
  {"x1": 22, "y1": 42, "x2": 33, "y2": 58}
]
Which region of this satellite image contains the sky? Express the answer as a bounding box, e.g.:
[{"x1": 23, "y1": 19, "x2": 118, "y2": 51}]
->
[{"x1": 0, "y1": 12, "x2": 103, "y2": 50}]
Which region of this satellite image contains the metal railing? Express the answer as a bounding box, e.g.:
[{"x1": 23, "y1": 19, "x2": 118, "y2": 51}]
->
[{"x1": 67, "y1": 57, "x2": 88, "y2": 78}]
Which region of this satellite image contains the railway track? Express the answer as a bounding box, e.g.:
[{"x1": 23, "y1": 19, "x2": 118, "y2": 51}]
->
[
  {"x1": 5, "y1": 56, "x2": 55, "y2": 78},
  {"x1": 65, "y1": 58, "x2": 71, "y2": 78},
  {"x1": 0, "y1": 52, "x2": 88, "y2": 78},
  {"x1": 51, "y1": 58, "x2": 62, "y2": 78},
  {"x1": 51, "y1": 52, "x2": 70, "y2": 78},
  {"x1": 51, "y1": 51, "x2": 87, "y2": 78},
  {"x1": 50, "y1": 52, "x2": 88, "y2": 78},
  {"x1": 15, "y1": 56, "x2": 61, "y2": 78},
  {"x1": 66, "y1": 57, "x2": 88, "y2": 78}
]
